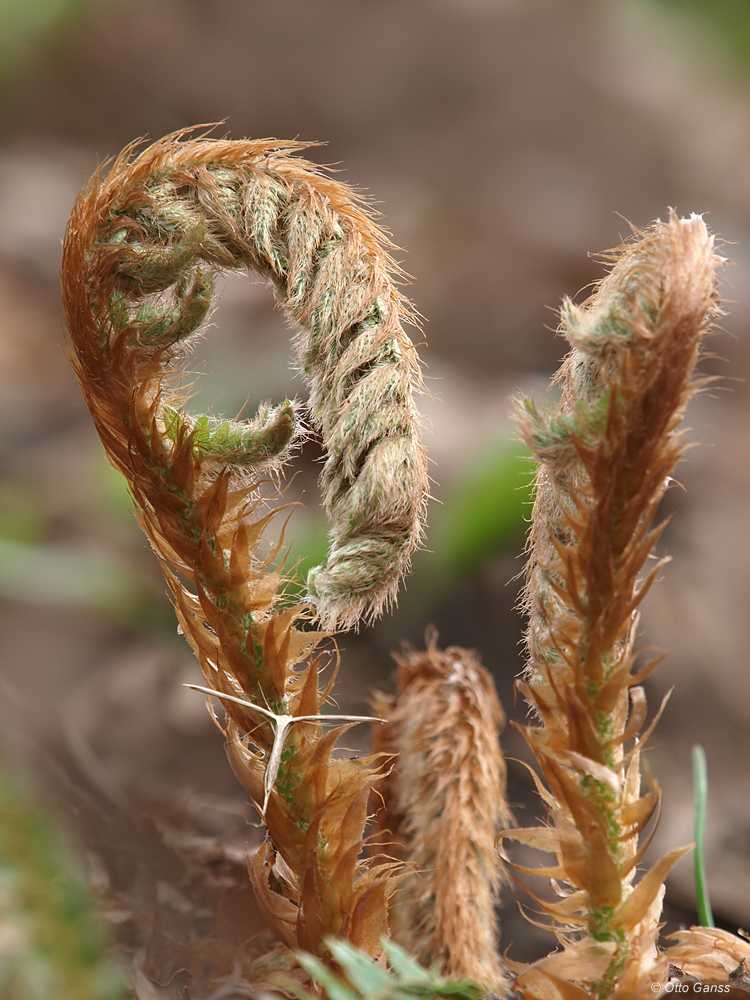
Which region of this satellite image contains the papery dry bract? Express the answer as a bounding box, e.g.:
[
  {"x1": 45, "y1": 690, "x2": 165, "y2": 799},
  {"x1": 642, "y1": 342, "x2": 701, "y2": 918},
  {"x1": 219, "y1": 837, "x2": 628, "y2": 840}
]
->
[{"x1": 664, "y1": 927, "x2": 750, "y2": 986}]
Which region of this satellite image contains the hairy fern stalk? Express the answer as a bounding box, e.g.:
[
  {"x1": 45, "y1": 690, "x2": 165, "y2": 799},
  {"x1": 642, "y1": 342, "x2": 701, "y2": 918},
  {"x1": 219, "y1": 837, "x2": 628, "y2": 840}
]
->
[{"x1": 62, "y1": 129, "x2": 750, "y2": 999}]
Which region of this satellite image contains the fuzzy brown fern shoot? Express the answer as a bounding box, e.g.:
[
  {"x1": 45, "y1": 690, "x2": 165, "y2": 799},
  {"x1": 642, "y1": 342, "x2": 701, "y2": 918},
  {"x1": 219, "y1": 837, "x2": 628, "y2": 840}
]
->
[
  {"x1": 60, "y1": 130, "x2": 429, "y2": 961},
  {"x1": 503, "y1": 214, "x2": 722, "y2": 997},
  {"x1": 373, "y1": 633, "x2": 513, "y2": 994}
]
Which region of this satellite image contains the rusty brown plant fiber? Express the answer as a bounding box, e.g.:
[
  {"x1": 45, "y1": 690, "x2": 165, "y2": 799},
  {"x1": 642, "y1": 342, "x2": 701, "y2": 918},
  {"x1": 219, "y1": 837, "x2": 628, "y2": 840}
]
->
[
  {"x1": 61, "y1": 130, "x2": 412, "y2": 962},
  {"x1": 373, "y1": 634, "x2": 513, "y2": 994},
  {"x1": 505, "y1": 213, "x2": 723, "y2": 997}
]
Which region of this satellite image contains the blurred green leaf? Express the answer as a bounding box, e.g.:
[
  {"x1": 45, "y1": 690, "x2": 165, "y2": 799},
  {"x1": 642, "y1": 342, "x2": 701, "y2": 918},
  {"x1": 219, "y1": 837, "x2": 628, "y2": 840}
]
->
[
  {"x1": 0, "y1": 536, "x2": 145, "y2": 619},
  {"x1": 428, "y1": 439, "x2": 532, "y2": 577},
  {"x1": 283, "y1": 519, "x2": 329, "y2": 600},
  {"x1": 0, "y1": 483, "x2": 46, "y2": 544},
  {"x1": 325, "y1": 940, "x2": 393, "y2": 995},
  {"x1": 652, "y1": 0, "x2": 750, "y2": 72},
  {"x1": 283, "y1": 938, "x2": 483, "y2": 1000},
  {"x1": 0, "y1": 0, "x2": 91, "y2": 73},
  {"x1": 0, "y1": 761, "x2": 126, "y2": 999},
  {"x1": 92, "y1": 452, "x2": 139, "y2": 524}
]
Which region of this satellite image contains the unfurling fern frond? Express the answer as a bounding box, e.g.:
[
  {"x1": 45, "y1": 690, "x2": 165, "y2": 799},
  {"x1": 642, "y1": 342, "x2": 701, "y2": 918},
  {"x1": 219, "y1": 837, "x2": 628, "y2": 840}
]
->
[{"x1": 61, "y1": 130, "x2": 430, "y2": 963}]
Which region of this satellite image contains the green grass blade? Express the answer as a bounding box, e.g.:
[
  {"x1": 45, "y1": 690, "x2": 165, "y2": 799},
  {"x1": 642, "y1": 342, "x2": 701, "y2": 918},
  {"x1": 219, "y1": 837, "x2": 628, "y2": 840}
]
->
[{"x1": 692, "y1": 743, "x2": 714, "y2": 928}]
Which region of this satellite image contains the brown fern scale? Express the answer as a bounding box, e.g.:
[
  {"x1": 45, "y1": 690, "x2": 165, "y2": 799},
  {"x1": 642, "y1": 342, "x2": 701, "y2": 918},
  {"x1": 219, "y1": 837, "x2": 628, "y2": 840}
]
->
[
  {"x1": 373, "y1": 633, "x2": 513, "y2": 994},
  {"x1": 60, "y1": 131, "x2": 418, "y2": 961}
]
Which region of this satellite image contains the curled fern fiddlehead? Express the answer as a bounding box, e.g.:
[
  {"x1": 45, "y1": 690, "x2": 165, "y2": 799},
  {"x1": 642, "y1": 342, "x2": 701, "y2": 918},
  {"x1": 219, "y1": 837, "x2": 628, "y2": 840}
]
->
[{"x1": 63, "y1": 129, "x2": 428, "y2": 631}]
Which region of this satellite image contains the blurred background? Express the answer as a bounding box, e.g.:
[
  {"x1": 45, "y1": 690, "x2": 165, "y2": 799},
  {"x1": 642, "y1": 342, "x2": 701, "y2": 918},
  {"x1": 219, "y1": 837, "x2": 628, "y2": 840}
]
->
[{"x1": 1, "y1": 0, "x2": 750, "y2": 988}]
